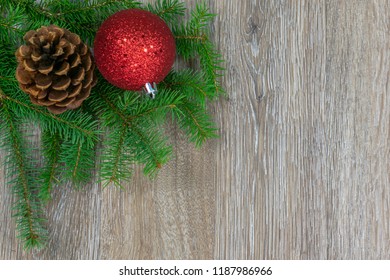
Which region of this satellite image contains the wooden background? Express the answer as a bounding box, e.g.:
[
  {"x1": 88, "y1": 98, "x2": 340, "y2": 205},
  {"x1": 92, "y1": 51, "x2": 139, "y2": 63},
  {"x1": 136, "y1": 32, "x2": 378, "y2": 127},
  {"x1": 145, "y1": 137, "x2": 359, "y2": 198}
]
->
[{"x1": 1, "y1": 0, "x2": 390, "y2": 259}]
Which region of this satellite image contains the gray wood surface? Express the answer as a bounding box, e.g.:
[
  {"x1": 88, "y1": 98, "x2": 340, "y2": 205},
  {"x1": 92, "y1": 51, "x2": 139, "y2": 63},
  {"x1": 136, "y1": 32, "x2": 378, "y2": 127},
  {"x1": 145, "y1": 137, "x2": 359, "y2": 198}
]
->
[{"x1": 1, "y1": 0, "x2": 390, "y2": 260}]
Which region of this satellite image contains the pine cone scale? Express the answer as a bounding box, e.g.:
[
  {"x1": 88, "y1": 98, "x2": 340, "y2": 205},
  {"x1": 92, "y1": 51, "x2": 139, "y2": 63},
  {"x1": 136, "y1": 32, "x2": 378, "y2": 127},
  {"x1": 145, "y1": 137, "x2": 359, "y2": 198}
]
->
[
  {"x1": 72, "y1": 67, "x2": 85, "y2": 83},
  {"x1": 23, "y1": 30, "x2": 36, "y2": 41},
  {"x1": 16, "y1": 45, "x2": 31, "y2": 59},
  {"x1": 83, "y1": 70, "x2": 94, "y2": 88},
  {"x1": 79, "y1": 44, "x2": 88, "y2": 56},
  {"x1": 52, "y1": 76, "x2": 71, "y2": 91},
  {"x1": 38, "y1": 90, "x2": 48, "y2": 99},
  {"x1": 48, "y1": 90, "x2": 68, "y2": 102},
  {"x1": 35, "y1": 73, "x2": 52, "y2": 89},
  {"x1": 56, "y1": 97, "x2": 76, "y2": 107},
  {"x1": 82, "y1": 55, "x2": 92, "y2": 71},
  {"x1": 48, "y1": 105, "x2": 67, "y2": 115},
  {"x1": 22, "y1": 59, "x2": 36, "y2": 72},
  {"x1": 68, "y1": 84, "x2": 82, "y2": 98},
  {"x1": 16, "y1": 66, "x2": 33, "y2": 84},
  {"x1": 38, "y1": 99, "x2": 56, "y2": 106},
  {"x1": 16, "y1": 25, "x2": 96, "y2": 114},
  {"x1": 38, "y1": 63, "x2": 54, "y2": 75},
  {"x1": 69, "y1": 53, "x2": 81, "y2": 68},
  {"x1": 55, "y1": 62, "x2": 70, "y2": 75}
]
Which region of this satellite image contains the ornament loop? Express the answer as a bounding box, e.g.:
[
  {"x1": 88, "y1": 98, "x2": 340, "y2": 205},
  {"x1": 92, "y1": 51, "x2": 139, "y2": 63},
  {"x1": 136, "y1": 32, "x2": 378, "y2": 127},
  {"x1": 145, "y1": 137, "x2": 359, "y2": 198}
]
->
[{"x1": 144, "y1": 82, "x2": 157, "y2": 99}]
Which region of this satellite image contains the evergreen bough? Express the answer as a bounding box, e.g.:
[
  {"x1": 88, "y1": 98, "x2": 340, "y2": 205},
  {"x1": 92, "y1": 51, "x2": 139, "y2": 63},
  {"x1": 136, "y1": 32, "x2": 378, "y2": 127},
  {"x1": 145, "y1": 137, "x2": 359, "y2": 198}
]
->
[{"x1": 0, "y1": 0, "x2": 223, "y2": 250}]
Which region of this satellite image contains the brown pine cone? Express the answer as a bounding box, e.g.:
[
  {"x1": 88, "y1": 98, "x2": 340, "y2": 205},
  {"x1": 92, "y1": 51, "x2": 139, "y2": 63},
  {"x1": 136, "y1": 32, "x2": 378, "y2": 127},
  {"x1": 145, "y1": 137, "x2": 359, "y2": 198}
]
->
[{"x1": 15, "y1": 25, "x2": 97, "y2": 114}]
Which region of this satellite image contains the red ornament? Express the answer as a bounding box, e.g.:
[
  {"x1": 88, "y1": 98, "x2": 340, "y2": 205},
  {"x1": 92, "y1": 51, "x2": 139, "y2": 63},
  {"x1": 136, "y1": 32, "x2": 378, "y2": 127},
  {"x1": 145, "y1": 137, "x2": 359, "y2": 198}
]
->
[{"x1": 93, "y1": 9, "x2": 176, "y2": 91}]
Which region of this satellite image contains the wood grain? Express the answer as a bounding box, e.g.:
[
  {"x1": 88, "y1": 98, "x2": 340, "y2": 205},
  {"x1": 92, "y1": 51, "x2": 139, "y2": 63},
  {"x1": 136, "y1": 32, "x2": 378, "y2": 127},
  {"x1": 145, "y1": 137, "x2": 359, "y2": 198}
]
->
[{"x1": 1, "y1": 0, "x2": 389, "y2": 259}]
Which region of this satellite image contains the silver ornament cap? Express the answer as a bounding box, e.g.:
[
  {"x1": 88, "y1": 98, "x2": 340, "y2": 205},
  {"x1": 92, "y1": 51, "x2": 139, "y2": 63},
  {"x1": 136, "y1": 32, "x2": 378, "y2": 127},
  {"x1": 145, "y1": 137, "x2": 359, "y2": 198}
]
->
[{"x1": 144, "y1": 82, "x2": 157, "y2": 99}]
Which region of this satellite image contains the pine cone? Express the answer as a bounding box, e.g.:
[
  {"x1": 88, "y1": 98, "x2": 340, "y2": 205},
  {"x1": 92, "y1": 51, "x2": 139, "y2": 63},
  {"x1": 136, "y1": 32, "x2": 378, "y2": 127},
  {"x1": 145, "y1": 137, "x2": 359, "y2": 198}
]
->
[{"x1": 15, "y1": 25, "x2": 97, "y2": 114}]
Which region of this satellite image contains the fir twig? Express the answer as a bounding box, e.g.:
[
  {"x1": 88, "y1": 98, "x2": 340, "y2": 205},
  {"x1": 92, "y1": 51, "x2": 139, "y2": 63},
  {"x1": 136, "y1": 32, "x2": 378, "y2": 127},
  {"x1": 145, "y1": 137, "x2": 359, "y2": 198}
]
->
[
  {"x1": 101, "y1": 124, "x2": 131, "y2": 187},
  {"x1": 59, "y1": 139, "x2": 95, "y2": 187},
  {"x1": 43, "y1": 0, "x2": 142, "y2": 42},
  {"x1": 89, "y1": 83, "x2": 179, "y2": 185},
  {"x1": 0, "y1": 88, "x2": 47, "y2": 249},
  {"x1": 173, "y1": 2, "x2": 224, "y2": 97},
  {"x1": 54, "y1": 0, "x2": 139, "y2": 16},
  {"x1": 126, "y1": 118, "x2": 172, "y2": 175},
  {"x1": 147, "y1": 0, "x2": 185, "y2": 24},
  {"x1": 161, "y1": 70, "x2": 213, "y2": 107},
  {"x1": 1, "y1": 93, "x2": 98, "y2": 143},
  {"x1": 39, "y1": 131, "x2": 61, "y2": 201},
  {"x1": 174, "y1": 101, "x2": 218, "y2": 147}
]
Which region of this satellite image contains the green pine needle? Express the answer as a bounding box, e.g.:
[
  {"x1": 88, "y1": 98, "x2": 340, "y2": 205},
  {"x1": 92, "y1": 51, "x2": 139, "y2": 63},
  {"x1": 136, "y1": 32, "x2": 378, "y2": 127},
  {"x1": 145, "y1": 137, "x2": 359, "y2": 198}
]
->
[
  {"x1": 39, "y1": 131, "x2": 61, "y2": 201},
  {"x1": 100, "y1": 125, "x2": 133, "y2": 187},
  {"x1": 126, "y1": 118, "x2": 172, "y2": 176},
  {"x1": 147, "y1": 0, "x2": 185, "y2": 24},
  {"x1": 0, "y1": 91, "x2": 47, "y2": 249},
  {"x1": 59, "y1": 139, "x2": 96, "y2": 187},
  {"x1": 90, "y1": 81, "x2": 179, "y2": 185},
  {"x1": 161, "y1": 70, "x2": 215, "y2": 107},
  {"x1": 174, "y1": 101, "x2": 218, "y2": 147}
]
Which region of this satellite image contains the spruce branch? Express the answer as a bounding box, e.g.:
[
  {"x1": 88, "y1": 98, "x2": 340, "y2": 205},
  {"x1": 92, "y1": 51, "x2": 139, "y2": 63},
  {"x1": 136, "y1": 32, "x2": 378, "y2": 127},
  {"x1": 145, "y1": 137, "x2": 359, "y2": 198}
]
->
[
  {"x1": 1, "y1": 89, "x2": 99, "y2": 147},
  {"x1": 0, "y1": 42, "x2": 17, "y2": 77},
  {"x1": 125, "y1": 88, "x2": 184, "y2": 124},
  {"x1": 48, "y1": 0, "x2": 141, "y2": 16},
  {"x1": 87, "y1": 85, "x2": 132, "y2": 187},
  {"x1": 0, "y1": 89, "x2": 47, "y2": 249},
  {"x1": 126, "y1": 118, "x2": 172, "y2": 176},
  {"x1": 198, "y1": 39, "x2": 224, "y2": 97},
  {"x1": 7, "y1": 0, "x2": 54, "y2": 32},
  {"x1": 59, "y1": 139, "x2": 95, "y2": 187},
  {"x1": 0, "y1": 4, "x2": 25, "y2": 44},
  {"x1": 42, "y1": 0, "x2": 141, "y2": 42},
  {"x1": 161, "y1": 69, "x2": 214, "y2": 107},
  {"x1": 160, "y1": 70, "x2": 219, "y2": 146},
  {"x1": 147, "y1": 0, "x2": 185, "y2": 24},
  {"x1": 174, "y1": 101, "x2": 218, "y2": 147},
  {"x1": 173, "y1": 2, "x2": 215, "y2": 59},
  {"x1": 89, "y1": 82, "x2": 179, "y2": 184},
  {"x1": 38, "y1": 131, "x2": 61, "y2": 201},
  {"x1": 89, "y1": 78, "x2": 184, "y2": 126},
  {"x1": 100, "y1": 124, "x2": 132, "y2": 187},
  {"x1": 173, "y1": 2, "x2": 224, "y2": 97}
]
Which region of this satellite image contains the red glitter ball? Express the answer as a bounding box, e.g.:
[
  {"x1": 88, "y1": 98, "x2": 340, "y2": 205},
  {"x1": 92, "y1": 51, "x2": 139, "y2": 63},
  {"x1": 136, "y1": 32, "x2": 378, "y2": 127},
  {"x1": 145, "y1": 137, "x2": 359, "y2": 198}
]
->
[{"x1": 93, "y1": 9, "x2": 176, "y2": 91}]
